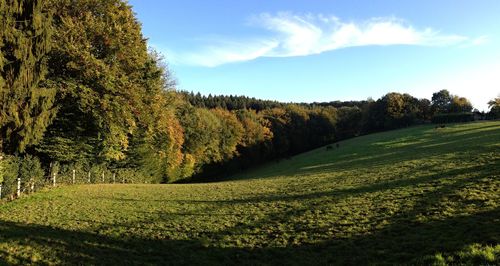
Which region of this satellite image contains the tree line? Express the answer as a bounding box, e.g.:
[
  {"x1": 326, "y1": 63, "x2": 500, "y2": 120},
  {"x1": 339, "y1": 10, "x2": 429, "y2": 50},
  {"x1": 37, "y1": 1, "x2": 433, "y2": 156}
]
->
[{"x1": 0, "y1": 0, "x2": 499, "y2": 197}]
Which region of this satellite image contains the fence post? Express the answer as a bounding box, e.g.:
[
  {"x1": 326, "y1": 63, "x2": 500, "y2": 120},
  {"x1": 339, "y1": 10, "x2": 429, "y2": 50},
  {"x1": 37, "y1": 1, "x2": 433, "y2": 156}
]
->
[
  {"x1": 88, "y1": 171, "x2": 91, "y2": 183},
  {"x1": 113, "y1": 173, "x2": 116, "y2": 184},
  {"x1": 17, "y1": 178, "x2": 21, "y2": 197},
  {"x1": 72, "y1": 169, "x2": 76, "y2": 184},
  {"x1": 102, "y1": 172, "x2": 105, "y2": 183},
  {"x1": 53, "y1": 172, "x2": 56, "y2": 187},
  {"x1": 0, "y1": 184, "x2": 2, "y2": 198}
]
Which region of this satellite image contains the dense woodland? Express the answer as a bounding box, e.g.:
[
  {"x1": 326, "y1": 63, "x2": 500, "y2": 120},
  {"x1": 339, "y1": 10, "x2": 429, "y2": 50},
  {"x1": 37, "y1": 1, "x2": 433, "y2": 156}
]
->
[{"x1": 0, "y1": 0, "x2": 499, "y2": 197}]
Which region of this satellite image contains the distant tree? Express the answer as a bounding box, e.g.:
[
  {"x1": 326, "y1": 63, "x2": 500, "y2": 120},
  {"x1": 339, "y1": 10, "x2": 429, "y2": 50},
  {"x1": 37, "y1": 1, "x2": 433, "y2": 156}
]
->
[
  {"x1": 417, "y1": 98, "x2": 432, "y2": 121},
  {"x1": 130, "y1": 91, "x2": 184, "y2": 183},
  {"x1": 306, "y1": 106, "x2": 337, "y2": 147},
  {"x1": 431, "y1": 89, "x2": 453, "y2": 114},
  {"x1": 338, "y1": 106, "x2": 363, "y2": 138},
  {"x1": 488, "y1": 97, "x2": 500, "y2": 118},
  {"x1": 178, "y1": 105, "x2": 223, "y2": 173},
  {"x1": 236, "y1": 109, "x2": 273, "y2": 148},
  {"x1": 401, "y1": 93, "x2": 421, "y2": 125},
  {"x1": 385, "y1": 93, "x2": 405, "y2": 122},
  {"x1": 367, "y1": 93, "x2": 405, "y2": 129},
  {"x1": 262, "y1": 108, "x2": 291, "y2": 157},
  {"x1": 449, "y1": 96, "x2": 473, "y2": 113},
  {"x1": 286, "y1": 105, "x2": 311, "y2": 154},
  {"x1": 210, "y1": 108, "x2": 244, "y2": 160}
]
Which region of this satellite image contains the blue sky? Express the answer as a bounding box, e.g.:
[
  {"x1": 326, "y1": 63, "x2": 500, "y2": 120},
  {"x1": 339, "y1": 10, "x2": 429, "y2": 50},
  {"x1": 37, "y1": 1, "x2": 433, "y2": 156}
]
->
[{"x1": 128, "y1": 0, "x2": 500, "y2": 111}]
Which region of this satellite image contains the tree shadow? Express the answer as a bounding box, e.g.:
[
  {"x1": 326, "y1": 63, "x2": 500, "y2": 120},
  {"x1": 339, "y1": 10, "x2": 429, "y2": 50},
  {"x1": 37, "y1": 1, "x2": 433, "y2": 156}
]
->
[
  {"x1": 194, "y1": 161, "x2": 500, "y2": 264},
  {"x1": 224, "y1": 122, "x2": 499, "y2": 182},
  {"x1": 1, "y1": 122, "x2": 497, "y2": 264},
  {"x1": 163, "y1": 162, "x2": 496, "y2": 206},
  {"x1": 0, "y1": 159, "x2": 498, "y2": 265},
  {"x1": 2, "y1": 208, "x2": 496, "y2": 265},
  {"x1": 0, "y1": 220, "x2": 258, "y2": 265}
]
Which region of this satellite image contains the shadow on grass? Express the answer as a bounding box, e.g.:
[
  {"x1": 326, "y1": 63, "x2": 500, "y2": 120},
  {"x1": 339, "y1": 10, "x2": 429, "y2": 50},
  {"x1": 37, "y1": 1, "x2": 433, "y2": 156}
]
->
[
  {"x1": 1, "y1": 159, "x2": 495, "y2": 265},
  {"x1": 227, "y1": 122, "x2": 500, "y2": 182},
  {"x1": 0, "y1": 208, "x2": 497, "y2": 265},
  {"x1": 0, "y1": 122, "x2": 498, "y2": 264},
  {"x1": 0, "y1": 221, "x2": 245, "y2": 265},
  {"x1": 289, "y1": 124, "x2": 500, "y2": 178},
  {"x1": 164, "y1": 161, "x2": 497, "y2": 206}
]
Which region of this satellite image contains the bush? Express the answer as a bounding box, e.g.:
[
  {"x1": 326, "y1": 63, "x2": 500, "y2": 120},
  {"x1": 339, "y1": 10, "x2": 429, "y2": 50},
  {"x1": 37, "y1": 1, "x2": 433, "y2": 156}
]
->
[
  {"x1": 19, "y1": 155, "x2": 46, "y2": 192},
  {"x1": 0, "y1": 155, "x2": 19, "y2": 198},
  {"x1": 431, "y1": 112, "x2": 474, "y2": 124},
  {"x1": 116, "y1": 168, "x2": 148, "y2": 184}
]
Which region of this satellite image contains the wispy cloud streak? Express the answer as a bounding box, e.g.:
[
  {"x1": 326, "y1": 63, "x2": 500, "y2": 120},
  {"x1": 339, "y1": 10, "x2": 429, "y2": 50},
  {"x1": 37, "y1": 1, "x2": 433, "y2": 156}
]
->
[{"x1": 174, "y1": 13, "x2": 484, "y2": 67}]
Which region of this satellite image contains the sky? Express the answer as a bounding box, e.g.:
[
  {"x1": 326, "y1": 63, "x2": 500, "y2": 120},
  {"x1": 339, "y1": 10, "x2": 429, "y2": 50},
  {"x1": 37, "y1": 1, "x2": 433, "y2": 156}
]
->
[{"x1": 128, "y1": 0, "x2": 500, "y2": 111}]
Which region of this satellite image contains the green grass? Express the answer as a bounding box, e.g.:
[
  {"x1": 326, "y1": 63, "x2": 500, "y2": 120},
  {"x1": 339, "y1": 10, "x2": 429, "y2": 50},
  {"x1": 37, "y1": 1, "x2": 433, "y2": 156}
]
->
[{"x1": 0, "y1": 121, "x2": 499, "y2": 265}]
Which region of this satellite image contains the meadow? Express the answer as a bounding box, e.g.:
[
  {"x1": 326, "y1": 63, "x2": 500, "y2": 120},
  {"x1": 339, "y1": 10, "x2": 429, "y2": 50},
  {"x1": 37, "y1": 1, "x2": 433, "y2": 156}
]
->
[{"x1": 0, "y1": 121, "x2": 498, "y2": 265}]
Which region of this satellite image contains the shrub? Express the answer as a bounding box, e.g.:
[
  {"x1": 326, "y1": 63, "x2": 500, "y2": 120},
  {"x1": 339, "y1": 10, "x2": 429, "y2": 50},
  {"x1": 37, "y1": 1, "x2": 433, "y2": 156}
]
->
[
  {"x1": 115, "y1": 168, "x2": 148, "y2": 184},
  {"x1": 0, "y1": 156, "x2": 19, "y2": 198},
  {"x1": 431, "y1": 112, "x2": 474, "y2": 124},
  {"x1": 19, "y1": 155, "x2": 46, "y2": 192}
]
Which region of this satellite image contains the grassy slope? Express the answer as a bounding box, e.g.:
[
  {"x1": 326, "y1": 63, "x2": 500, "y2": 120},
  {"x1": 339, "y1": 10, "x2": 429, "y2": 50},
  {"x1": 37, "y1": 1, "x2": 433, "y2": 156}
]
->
[{"x1": 0, "y1": 121, "x2": 499, "y2": 265}]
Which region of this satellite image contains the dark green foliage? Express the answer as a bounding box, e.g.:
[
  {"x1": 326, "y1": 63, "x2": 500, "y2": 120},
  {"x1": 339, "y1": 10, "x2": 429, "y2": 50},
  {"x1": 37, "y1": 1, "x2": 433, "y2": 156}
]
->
[
  {"x1": 432, "y1": 112, "x2": 474, "y2": 123},
  {"x1": 417, "y1": 98, "x2": 432, "y2": 121},
  {"x1": 0, "y1": 155, "x2": 19, "y2": 197},
  {"x1": 35, "y1": 96, "x2": 99, "y2": 164},
  {"x1": 114, "y1": 168, "x2": 148, "y2": 184},
  {"x1": 0, "y1": 0, "x2": 56, "y2": 154},
  {"x1": 182, "y1": 91, "x2": 284, "y2": 111},
  {"x1": 431, "y1": 89, "x2": 473, "y2": 116},
  {"x1": 337, "y1": 106, "x2": 363, "y2": 139},
  {"x1": 18, "y1": 155, "x2": 45, "y2": 191},
  {"x1": 488, "y1": 97, "x2": 500, "y2": 119},
  {"x1": 431, "y1": 89, "x2": 453, "y2": 114}
]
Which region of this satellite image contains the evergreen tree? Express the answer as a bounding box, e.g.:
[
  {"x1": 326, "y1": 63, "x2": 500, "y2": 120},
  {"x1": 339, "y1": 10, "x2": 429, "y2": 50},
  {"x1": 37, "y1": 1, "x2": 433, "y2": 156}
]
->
[{"x1": 0, "y1": 0, "x2": 56, "y2": 154}]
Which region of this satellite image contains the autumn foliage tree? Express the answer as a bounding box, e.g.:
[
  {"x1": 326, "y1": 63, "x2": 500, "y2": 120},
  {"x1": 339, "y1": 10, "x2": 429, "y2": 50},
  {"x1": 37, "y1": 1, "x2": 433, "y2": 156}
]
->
[{"x1": 0, "y1": 0, "x2": 485, "y2": 186}]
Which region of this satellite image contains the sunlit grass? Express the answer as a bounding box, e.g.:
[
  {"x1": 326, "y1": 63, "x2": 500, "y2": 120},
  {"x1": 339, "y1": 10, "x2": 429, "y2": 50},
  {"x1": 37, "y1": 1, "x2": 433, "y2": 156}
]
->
[{"x1": 0, "y1": 121, "x2": 498, "y2": 264}]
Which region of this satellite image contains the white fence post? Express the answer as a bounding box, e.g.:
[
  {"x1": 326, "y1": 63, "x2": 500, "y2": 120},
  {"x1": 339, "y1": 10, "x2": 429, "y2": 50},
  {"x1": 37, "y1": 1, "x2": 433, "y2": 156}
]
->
[
  {"x1": 102, "y1": 172, "x2": 105, "y2": 183},
  {"x1": 53, "y1": 172, "x2": 56, "y2": 187},
  {"x1": 88, "y1": 171, "x2": 91, "y2": 183},
  {"x1": 113, "y1": 173, "x2": 116, "y2": 184},
  {"x1": 17, "y1": 178, "x2": 21, "y2": 197},
  {"x1": 0, "y1": 184, "x2": 3, "y2": 198},
  {"x1": 72, "y1": 169, "x2": 76, "y2": 184}
]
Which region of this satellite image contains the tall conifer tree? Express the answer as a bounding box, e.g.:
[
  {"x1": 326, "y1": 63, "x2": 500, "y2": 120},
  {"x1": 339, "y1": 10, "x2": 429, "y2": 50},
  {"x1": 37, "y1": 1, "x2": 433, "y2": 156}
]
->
[{"x1": 0, "y1": 0, "x2": 55, "y2": 154}]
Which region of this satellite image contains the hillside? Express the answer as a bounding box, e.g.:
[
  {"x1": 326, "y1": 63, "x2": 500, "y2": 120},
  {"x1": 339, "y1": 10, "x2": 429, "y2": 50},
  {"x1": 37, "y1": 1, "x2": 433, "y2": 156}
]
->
[{"x1": 0, "y1": 121, "x2": 499, "y2": 265}]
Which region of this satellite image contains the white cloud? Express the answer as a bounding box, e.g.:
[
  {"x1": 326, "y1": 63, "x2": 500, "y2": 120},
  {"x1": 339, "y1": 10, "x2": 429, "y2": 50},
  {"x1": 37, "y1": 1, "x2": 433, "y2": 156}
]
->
[
  {"x1": 176, "y1": 13, "x2": 480, "y2": 67},
  {"x1": 180, "y1": 39, "x2": 279, "y2": 67}
]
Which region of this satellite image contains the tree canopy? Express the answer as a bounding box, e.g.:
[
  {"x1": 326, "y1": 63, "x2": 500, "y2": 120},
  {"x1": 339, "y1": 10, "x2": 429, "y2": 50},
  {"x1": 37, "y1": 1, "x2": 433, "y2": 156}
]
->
[
  {"x1": 0, "y1": 0, "x2": 486, "y2": 185},
  {"x1": 0, "y1": 0, "x2": 56, "y2": 154}
]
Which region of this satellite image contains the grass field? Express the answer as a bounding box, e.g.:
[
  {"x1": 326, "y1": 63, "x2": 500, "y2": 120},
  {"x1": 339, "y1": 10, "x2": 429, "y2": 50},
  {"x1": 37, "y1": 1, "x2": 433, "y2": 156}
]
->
[{"x1": 0, "y1": 121, "x2": 499, "y2": 265}]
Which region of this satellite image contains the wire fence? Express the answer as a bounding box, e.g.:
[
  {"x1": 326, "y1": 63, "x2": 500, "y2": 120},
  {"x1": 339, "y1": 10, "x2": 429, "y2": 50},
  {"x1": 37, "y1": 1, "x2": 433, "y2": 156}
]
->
[{"x1": 0, "y1": 164, "x2": 147, "y2": 201}]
